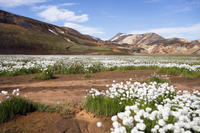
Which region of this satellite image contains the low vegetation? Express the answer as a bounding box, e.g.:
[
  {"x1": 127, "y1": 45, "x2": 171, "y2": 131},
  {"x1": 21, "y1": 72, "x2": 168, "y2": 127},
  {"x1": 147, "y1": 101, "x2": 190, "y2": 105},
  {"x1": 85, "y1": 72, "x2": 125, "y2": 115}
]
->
[
  {"x1": 148, "y1": 75, "x2": 171, "y2": 83},
  {"x1": 34, "y1": 68, "x2": 55, "y2": 80},
  {"x1": 0, "y1": 67, "x2": 41, "y2": 77},
  {"x1": 84, "y1": 96, "x2": 126, "y2": 116},
  {"x1": 0, "y1": 90, "x2": 73, "y2": 124},
  {"x1": 0, "y1": 96, "x2": 35, "y2": 123},
  {"x1": 84, "y1": 80, "x2": 200, "y2": 132},
  {"x1": 0, "y1": 61, "x2": 200, "y2": 79},
  {"x1": 157, "y1": 67, "x2": 200, "y2": 79},
  {"x1": 34, "y1": 103, "x2": 74, "y2": 115}
]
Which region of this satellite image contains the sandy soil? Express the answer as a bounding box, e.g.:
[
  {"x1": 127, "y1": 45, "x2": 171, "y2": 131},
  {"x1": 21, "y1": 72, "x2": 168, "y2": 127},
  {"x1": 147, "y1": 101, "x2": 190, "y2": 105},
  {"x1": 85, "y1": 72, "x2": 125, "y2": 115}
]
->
[
  {"x1": 0, "y1": 110, "x2": 111, "y2": 133},
  {"x1": 0, "y1": 70, "x2": 200, "y2": 133}
]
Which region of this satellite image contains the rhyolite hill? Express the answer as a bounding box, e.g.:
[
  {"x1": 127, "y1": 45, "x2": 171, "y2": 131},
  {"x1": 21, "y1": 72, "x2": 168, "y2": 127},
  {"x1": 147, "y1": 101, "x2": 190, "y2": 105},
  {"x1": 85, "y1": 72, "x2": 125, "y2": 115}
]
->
[{"x1": 108, "y1": 33, "x2": 200, "y2": 54}]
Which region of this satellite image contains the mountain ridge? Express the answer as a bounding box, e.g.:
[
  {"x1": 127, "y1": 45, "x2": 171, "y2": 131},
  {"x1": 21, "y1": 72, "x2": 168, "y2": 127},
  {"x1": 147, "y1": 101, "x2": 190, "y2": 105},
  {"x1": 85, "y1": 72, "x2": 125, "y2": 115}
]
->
[
  {"x1": 0, "y1": 9, "x2": 126, "y2": 55},
  {"x1": 108, "y1": 32, "x2": 200, "y2": 54},
  {"x1": 0, "y1": 9, "x2": 199, "y2": 55}
]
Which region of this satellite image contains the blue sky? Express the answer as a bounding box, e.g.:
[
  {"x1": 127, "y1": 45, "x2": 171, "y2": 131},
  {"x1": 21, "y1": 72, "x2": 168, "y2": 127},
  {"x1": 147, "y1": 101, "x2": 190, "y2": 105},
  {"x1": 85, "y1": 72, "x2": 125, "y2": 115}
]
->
[{"x1": 0, "y1": 0, "x2": 200, "y2": 40}]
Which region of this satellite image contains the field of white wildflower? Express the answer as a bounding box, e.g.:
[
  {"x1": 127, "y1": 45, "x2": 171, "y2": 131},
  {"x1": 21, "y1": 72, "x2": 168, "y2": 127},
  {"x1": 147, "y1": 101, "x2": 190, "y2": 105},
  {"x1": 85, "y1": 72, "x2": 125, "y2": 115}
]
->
[
  {"x1": 0, "y1": 55, "x2": 200, "y2": 72},
  {"x1": 0, "y1": 55, "x2": 200, "y2": 132},
  {"x1": 86, "y1": 80, "x2": 200, "y2": 133}
]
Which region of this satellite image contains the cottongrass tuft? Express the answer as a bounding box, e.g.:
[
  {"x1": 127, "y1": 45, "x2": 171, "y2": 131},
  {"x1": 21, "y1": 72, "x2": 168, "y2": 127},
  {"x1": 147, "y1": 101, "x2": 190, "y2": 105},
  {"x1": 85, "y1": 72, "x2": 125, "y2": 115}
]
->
[{"x1": 85, "y1": 79, "x2": 200, "y2": 133}]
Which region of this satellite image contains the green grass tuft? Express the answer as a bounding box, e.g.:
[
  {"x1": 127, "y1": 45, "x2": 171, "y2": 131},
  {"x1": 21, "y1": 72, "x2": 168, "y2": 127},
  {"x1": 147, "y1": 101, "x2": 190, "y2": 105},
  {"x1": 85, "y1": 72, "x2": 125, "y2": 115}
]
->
[
  {"x1": 0, "y1": 68, "x2": 41, "y2": 77},
  {"x1": 84, "y1": 96, "x2": 125, "y2": 116},
  {"x1": 52, "y1": 62, "x2": 85, "y2": 74},
  {"x1": 0, "y1": 97, "x2": 35, "y2": 123},
  {"x1": 34, "y1": 68, "x2": 55, "y2": 80},
  {"x1": 34, "y1": 103, "x2": 74, "y2": 115},
  {"x1": 107, "y1": 65, "x2": 158, "y2": 71},
  {"x1": 157, "y1": 67, "x2": 200, "y2": 79},
  {"x1": 84, "y1": 91, "x2": 176, "y2": 117},
  {"x1": 149, "y1": 76, "x2": 171, "y2": 83},
  {"x1": 0, "y1": 96, "x2": 74, "y2": 124}
]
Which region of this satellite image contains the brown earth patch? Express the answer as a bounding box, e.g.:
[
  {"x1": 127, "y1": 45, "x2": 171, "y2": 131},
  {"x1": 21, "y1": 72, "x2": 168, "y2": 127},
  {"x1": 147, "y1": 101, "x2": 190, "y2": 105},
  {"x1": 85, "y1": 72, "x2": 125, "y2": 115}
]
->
[
  {"x1": 0, "y1": 111, "x2": 111, "y2": 133},
  {"x1": 0, "y1": 70, "x2": 155, "y2": 104},
  {"x1": 0, "y1": 70, "x2": 199, "y2": 104}
]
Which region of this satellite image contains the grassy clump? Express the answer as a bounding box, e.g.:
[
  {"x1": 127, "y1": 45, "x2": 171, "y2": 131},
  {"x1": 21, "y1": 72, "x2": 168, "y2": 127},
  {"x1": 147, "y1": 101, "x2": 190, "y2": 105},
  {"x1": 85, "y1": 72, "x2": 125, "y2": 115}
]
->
[
  {"x1": 84, "y1": 96, "x2": 125, "y2": 116},
  {"x1": 84, "y1": 83, "x2": 176, "y2": 117},
  {"x1": 84, "y1": 96, "x2": 139, "y2": 116},
  {"x1": 52, "y1": 62, "x2": 85, "y2": 74},
  {"x1": 34, "y1": 68, "x2": 55, "y2": 80},
  {"x1": 34, "y1": 103, "x2": 74, "y2": 115},
  {"x1": 0, "y1": 96, "x2": 73, "y2": 123},
  {"x1": 181, "y1": 69, "x2": 200, "y2": 79},
  {"x1": 0, "y1": 67, "x2": 41, "y2": 77},
  {"x1": 149, "y1": 76, "x2": 171, "y2": 83},
  {"x1": 106, "y1": 65, "x2": 158, "y2": 71},
  {"x1": 157, "y1": 67, "x2": 200, "y2": 79},
  {"x1": 87, "y1": 63, "x2": 104, "y2": 73},
  {"x1": 84, "y1": 95, "x2": 169, "y2": 117},
  {"x1": 0, "y1": 97, "x2": 35, "y2": 123},
  {"x1": 157, "y1": 67, "x2": 183, "y2": 76},
  {"x1": 52, "y1": 62, "x2": 105, "y2": 74},
  {"x1": 83, "y1": 73, "x2": 93, "y2": 79},
  {"x1": 84, "y1": 93, "x2": 176, "y2": 117}
]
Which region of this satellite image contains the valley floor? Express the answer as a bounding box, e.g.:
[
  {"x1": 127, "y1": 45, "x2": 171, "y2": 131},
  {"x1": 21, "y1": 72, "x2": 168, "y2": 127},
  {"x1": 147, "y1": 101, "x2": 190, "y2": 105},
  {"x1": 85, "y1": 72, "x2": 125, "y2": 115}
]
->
[{"x1": 0, "y1": 70, "x2": 200, "y2": 133}]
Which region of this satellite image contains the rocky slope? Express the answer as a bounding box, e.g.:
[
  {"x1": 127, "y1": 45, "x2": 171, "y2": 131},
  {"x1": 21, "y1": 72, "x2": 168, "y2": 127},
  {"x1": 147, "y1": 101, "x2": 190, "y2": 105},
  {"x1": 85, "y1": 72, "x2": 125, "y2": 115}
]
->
[
  {"x1": 0, "y1": 10, "x2": 123, "y2": 55},
  {"x1": 109, "y1": 33, "x2": 200, "y2": 54}
]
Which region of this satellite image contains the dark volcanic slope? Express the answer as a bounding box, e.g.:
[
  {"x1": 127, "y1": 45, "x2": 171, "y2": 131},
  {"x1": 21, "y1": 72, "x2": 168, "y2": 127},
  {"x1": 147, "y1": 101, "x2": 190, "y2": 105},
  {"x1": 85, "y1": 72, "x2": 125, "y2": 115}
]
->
[{"x1": 0, "y1": 10, "x2": 118, "y2": 55}]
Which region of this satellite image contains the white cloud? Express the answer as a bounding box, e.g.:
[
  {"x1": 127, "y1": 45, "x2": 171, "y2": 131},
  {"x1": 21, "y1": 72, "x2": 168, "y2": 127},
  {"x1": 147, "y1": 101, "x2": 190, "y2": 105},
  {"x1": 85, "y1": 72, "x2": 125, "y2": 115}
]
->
[
  {"x1": 32, "y1": 3, "x2": 77, "y2": 11},
  {"x1": 64, "y1": 23, "x2": 104, "y2": 35},
  {"x1": 60, "y1": 3, "x2": 77, "y2": 6},
  {"x1": 131, "y1": 23, "x2": 200, "y2": 40},
  {"x1": 0, "y1": 0, "x2": 46, "y2": 8},
  {"x1": 38, "y1": 6, "x2": 88, "y2": 23}
]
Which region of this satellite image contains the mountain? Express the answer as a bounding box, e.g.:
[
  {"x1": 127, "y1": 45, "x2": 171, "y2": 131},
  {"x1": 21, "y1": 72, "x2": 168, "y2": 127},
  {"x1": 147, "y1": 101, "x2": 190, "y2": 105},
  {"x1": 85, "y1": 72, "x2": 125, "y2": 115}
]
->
[
  {"x1": 0, "y1": 10, "x2": 199, "y2": 55},
  {"x1": 109, "y1": 33, "x2": 200, "y2": 54},
  {"x1": 0, "y1": 10, "x2": 124, "y2": 55}
]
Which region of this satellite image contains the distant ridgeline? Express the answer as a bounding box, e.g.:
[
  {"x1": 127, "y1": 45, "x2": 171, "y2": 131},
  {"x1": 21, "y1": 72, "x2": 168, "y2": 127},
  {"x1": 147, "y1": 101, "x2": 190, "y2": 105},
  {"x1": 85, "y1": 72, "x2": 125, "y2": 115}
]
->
[
  {"x1": 0, "y1": 9, "x2": 199, "y2": 55},
  {"x1": 108, "y1": 33, "x2": 200, "y2": 55}
]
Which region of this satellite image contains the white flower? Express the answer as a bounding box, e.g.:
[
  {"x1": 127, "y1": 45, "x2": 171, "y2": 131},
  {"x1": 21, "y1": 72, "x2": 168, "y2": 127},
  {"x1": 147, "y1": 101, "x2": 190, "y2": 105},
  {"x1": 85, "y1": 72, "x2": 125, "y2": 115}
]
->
[
  {"x1": 111, "y1": 115, "x2": 118, "y2": 122},
  {"x1": 158, "y1": 119, "x2": 166, "y2": 127},
  {"x1": 1, "y1": 91, "x2": 8, "y2": 95},
  {"x1": 96, "y1": 122, "x2": 102, "y2": 127},
  {"x1": 146, "y1": 107, "x2": 152, "y2": 112},
  {"x1": 131, "y1": 127, "x2": 139, "y2": 133},
  {"x1": 112, "y1": 121, "x2": 120, "y2": 128},
  {"x1": 185, "y1": 131, "x2": 192, "y2": 133},
  {"x1": 136, "y1": 123, "x2": 146, "y2": 131}
]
